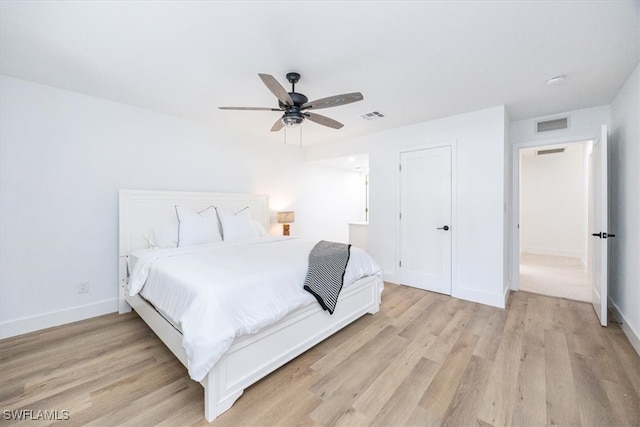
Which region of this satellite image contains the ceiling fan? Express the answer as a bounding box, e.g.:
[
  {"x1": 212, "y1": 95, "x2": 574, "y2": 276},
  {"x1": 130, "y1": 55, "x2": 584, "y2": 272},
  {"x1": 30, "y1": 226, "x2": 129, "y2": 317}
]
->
[{"x1": 218, "y1": 72, "x2": 364, "y2": 132}]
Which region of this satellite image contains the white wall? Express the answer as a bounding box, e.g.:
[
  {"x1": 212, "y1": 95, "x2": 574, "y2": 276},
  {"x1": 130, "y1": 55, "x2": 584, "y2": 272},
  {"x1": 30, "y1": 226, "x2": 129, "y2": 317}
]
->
[
  {"x1": 292, "y1": 163, "x2": 365, "y2": 243},
  {"x1": 503, "y1": 113, "x2": 512, "y2": 295},
  {"x1": 609, "y1": 63, "x2": 640, "y2": 354},
  {"x1": 306, "y1": 106, "x2": 509, "y2": 308},
  {"x1": 0, "y1": 76, "x2": 358, "y2": 338},
  {"x1": 510, "y1": 105, "x2": 611, "y2": 145},
  {"x1": 519, "y1": 143, "x2": 588, "y2": 262}
]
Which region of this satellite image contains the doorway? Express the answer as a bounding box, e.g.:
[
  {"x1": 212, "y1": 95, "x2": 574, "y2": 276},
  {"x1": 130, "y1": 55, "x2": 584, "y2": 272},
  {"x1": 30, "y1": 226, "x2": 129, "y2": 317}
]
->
[{"x1": 518, "y1": 141, "x2": 591, "y2": 301}]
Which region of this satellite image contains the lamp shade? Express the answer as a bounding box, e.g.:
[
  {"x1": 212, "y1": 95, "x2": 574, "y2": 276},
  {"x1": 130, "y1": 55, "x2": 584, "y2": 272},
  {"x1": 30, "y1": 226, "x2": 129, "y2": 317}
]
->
[{"x1": 277, "y1": 211, "x2": 295, "y2": 224}]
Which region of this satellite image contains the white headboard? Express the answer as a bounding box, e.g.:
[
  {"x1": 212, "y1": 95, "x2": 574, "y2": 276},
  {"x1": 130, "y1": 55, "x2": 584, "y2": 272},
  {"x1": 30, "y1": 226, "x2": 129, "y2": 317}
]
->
[{"x1": 118, "y1": 189, "x2": 269, "y2": 313}]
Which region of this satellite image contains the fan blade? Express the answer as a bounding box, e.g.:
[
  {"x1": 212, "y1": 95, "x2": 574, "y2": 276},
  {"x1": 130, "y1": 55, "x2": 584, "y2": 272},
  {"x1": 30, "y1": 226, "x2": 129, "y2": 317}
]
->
[
  {"x1": 271, "y1": 117, "x2": 285, "y2": 132},
  {"x1": 302, "y1": 92, "x2": 363, "y2": 110},
  {"x1": 304, "y1": 112, "x2": 344, "y2": 129},
  {"x1": 218, "y1": 106, "x2": 282, "y2": 111},
  {"x1": 258, "y1": 73, "x2": 293, "y2": 106}
]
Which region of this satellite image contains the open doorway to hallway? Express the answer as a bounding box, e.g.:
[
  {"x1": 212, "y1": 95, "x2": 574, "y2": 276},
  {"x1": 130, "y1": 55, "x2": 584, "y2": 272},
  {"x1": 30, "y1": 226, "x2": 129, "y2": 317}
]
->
[{"x1": 518, "y1": 141, "x2": 591, "y2": 302}]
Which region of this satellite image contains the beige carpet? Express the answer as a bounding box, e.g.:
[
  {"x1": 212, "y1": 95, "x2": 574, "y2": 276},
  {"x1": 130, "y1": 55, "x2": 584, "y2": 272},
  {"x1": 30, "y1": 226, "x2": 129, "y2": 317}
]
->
[{"x1": 519, "y1": 253, "x2": 591, "y2": 302}]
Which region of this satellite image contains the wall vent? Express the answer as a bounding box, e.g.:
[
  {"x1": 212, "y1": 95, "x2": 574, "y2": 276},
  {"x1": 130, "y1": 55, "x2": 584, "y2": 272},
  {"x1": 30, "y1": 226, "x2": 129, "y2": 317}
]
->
[
  {"x1": 536, "y1": 117, "x2": 568, "y2": 133},
  {"x1": 360, "y1": 111, "x2": 385, "y2": 120},
  {"x1": 536, "y1": 148, "x2": 565, "y2": 155}
]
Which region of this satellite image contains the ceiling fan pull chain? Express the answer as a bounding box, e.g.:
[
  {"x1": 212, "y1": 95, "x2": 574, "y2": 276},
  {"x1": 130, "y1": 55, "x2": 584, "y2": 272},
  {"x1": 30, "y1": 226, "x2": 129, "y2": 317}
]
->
[
  {"x1": 300, "y1": 126, "x2": 303, "y2": 149},
  {"x1": 284, "y1": 126, "x2": 287, "y2": 145}
]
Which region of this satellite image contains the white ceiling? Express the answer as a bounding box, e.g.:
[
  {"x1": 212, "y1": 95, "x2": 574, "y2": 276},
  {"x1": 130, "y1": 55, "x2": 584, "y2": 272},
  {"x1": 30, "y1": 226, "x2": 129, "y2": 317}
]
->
[{"x1": 1, "y1": 1, "x2": 638, "y2": 146}]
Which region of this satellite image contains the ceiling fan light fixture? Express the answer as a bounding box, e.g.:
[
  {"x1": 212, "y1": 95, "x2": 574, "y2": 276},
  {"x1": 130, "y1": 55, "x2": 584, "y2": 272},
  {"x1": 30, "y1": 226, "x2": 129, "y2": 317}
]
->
[{"x1": 282, "y1": 111, "x2": 304, "y2": 127}]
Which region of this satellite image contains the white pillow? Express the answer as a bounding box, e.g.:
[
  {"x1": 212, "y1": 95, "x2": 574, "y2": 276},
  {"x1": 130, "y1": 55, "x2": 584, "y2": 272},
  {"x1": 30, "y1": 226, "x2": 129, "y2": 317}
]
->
[
  {"x1": 144, "y1": 223, "x2": 179, "y2": 248},
  {"x1": 175, "y1": 205, "x2": 222, "y2": 247},
  {"x1": 217, "y1": 207, "x2": 259, "y2": 241},
  {"x1": 252, "y1": 219, "x2": 268, "y2": 237}
]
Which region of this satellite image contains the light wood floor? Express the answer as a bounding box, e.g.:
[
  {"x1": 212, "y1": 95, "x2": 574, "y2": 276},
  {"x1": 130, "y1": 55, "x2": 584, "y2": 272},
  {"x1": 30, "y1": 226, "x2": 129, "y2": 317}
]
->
[
  {"x1": 519, "y1": 253, "x2": 591, "y2": 302},
  {"x1": 1, "y1": 283, "x2": 638, "y2": 426}
]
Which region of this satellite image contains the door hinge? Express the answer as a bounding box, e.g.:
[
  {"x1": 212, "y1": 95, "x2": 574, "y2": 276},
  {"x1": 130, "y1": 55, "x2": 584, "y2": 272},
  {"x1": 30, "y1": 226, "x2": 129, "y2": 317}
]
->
[
  {"x1": 399, "y1": 164, "x2": 402, "y2": 172},
  {"x1": 399, "y1": 212, "x2": 402, "y2": 220},
  {"x1": 399, "y1": 260, "x2": 402, "y2": 268}
]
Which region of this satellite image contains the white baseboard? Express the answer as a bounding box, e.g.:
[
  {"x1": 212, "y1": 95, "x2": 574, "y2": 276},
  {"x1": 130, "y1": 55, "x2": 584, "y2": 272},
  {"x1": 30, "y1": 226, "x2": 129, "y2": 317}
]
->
[
  {"x1": 0, "y1": 298, "x2": 118, "y2": 339},
  {"x1": 382, "y1": 271, "x2": 400, "y2": 285},
  {"x1": 453, "y1": 285, "x2": 506, "y2": 309},
  {"x1": 608, "y1": 297, "x2": 640, "y2": 356},
  {"x1": 383, "y1": 272, "x2": 507, "y2": 309}
]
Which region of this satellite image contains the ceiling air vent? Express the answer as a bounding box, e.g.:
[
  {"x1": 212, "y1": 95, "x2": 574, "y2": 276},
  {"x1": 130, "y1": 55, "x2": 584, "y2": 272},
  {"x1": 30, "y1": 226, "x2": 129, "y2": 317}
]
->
[
  {"x1": 536, "y1": 148, "x2": 565, "y2": 155},
  {"x1": 360, "y1": 111, "x2": 385, "y2": 120},
  {"x1": 536, "y1": 117, "x2": 568, "y2": 133}
]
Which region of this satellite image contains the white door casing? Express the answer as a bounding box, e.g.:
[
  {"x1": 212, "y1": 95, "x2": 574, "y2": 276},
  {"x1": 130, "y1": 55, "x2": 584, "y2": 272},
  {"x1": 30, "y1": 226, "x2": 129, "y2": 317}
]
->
[
  {"x1": 590, "y1": 124, "x2": 609, "y2": 327},
  {"x1": 398, "y1": 146, "x2": 452, "y2": 294}
]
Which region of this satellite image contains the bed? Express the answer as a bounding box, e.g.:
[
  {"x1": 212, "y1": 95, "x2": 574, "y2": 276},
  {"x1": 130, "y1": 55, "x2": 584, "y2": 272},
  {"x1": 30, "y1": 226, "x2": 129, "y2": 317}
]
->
[{"x1": 118, "y1": 189, "x2": 383, "y2": 422}]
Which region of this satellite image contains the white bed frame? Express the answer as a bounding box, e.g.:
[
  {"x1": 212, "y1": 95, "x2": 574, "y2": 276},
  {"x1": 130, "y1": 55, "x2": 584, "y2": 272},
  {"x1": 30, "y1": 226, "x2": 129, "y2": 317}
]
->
[{"x1": 118, "y1": 189, "x2": 382, "y2": 422}]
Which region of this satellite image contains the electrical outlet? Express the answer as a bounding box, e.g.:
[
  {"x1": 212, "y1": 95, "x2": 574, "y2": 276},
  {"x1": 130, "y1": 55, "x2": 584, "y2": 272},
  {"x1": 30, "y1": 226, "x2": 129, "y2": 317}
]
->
[{"x1": 78, "y1": 280, "x2": 89, "y2": 293}]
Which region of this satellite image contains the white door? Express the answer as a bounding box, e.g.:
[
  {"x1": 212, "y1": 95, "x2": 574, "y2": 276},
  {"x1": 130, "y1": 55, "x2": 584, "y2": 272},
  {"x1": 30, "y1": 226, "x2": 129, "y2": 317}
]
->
[
  {"x1": 399, "y1": 146, "x2": 452, "y2": 294},
  {"x1": 590, "y1": 125, "x2": 609, "y2": 326}
]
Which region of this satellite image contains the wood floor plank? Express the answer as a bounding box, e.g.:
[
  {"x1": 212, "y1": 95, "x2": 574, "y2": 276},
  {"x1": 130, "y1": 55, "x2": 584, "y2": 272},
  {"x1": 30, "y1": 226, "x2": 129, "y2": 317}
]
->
[
  {"x1": 389, "y1": 288, "x2": 441, "y2": 330},
  {"x1": 417, "y1": 328, "x2": 481, "y2": 425},
  {"x1": 378, "y1": 283, "x2": 416, "y2": 318},
  {"x1": 352, "y1": 323, "x2": 437, "y2": 418},
  {"x1": 309, "y1": 332, "x2": 408, "y2": 425},
  {"x1": 544, "y1": 329, "x2": 581, "y2": 426},
  {"x1": 398, "y1": 293, "x2": 459, "y2": 340},
  {"x1": 571, "y1": 352, "x2": 624, "y2": 426},
  {"x1": 85, "y1": 379, "x2": 192, "y2": 427},
  {"x1": 311, "y1": 319, "x2": 394, "y2": 372},
  {"x1": 604, "y1": 324, "x2": 640, "y2": 395},
  {"x1": 476, "y1": 294, "x2": 527, "y2": 426},
  {"x1": 370, "y1": 357, "x2": 440, "y2": 427},
  {"x1": 601, "y1": 379, "x2": 640, "y2": 427},
  {"x1": 424, "y1": 308, "x2": 474, "y2": 364},
  {"x1": 511, "y1": 294, "x2": 547, "y2": 426},
  {"x1": 473, "y1": 308, "x2": 508, "y2": 361},
  {"x1": 333, "y1": 406, "x2": 373, "y2": 427},
  {"x1": 1, "y1": 283, "x2": 638, "y2": 426},
  {"x1": 440, "y1": 355, "x2": 492, "y2": 427},
  {"x1": 3, "y1": 338, "x2": 167, "y2": 408}
]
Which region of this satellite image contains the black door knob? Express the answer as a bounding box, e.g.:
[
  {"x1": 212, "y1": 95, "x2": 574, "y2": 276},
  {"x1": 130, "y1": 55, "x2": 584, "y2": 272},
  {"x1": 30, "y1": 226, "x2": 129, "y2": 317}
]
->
[
  {"x1": 592, "y1": 232, "x2": 616, "y2": 239},
  {"x1": 437, "y1": 225, "x2": 450, "y2": 231}
]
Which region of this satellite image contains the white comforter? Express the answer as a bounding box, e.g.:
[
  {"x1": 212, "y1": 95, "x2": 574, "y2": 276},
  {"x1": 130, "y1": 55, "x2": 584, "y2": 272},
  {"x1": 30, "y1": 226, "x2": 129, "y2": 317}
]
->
[{"x1": 127, "y1": 236, "x2": 382, "y2": 381}]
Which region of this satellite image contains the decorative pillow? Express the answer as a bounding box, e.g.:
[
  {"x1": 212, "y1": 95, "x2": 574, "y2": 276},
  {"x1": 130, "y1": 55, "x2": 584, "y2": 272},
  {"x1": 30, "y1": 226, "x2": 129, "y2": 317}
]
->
[
  {"x1": 217, "y1": 207, "x2": 259, "y2": 241},
  {"x1": 175, "y1": 205, "x2": 223, "y2": 247}
]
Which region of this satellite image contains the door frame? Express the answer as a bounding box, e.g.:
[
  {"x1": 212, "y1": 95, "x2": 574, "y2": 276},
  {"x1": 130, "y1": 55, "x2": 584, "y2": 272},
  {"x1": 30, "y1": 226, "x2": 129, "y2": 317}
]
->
[
  {"x1": 510, "y1": 134, "x2": 597, "y2": 291},
  {"x1": 396, "y1": 140, "x2": 457, "y2": 295},
  {"x1": 590, "y1": 125, "x2": 609, "y2": 326}
]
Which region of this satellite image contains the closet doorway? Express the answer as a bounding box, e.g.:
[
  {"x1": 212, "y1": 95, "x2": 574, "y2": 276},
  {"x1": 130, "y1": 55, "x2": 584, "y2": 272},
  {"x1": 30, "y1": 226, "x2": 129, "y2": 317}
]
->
[
  {"x1": 398, "y1": 145, "x2": 452, "y2": 295},
  {"x1": 517, "y1": 141, "x2": 591, "y2": 302}
]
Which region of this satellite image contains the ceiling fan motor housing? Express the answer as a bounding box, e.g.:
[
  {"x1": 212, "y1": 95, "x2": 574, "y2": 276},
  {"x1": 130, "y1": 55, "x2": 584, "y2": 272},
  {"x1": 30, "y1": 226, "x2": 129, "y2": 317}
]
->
[{"x1": 279, "y1": 92, "x2": 308, "y2": 109}]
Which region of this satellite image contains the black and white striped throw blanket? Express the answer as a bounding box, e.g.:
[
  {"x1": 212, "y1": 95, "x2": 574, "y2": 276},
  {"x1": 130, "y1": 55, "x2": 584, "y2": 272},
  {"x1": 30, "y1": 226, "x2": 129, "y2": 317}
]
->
[{"x1": 303, "y1": 240, "x2": 351, "y2": 315}]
